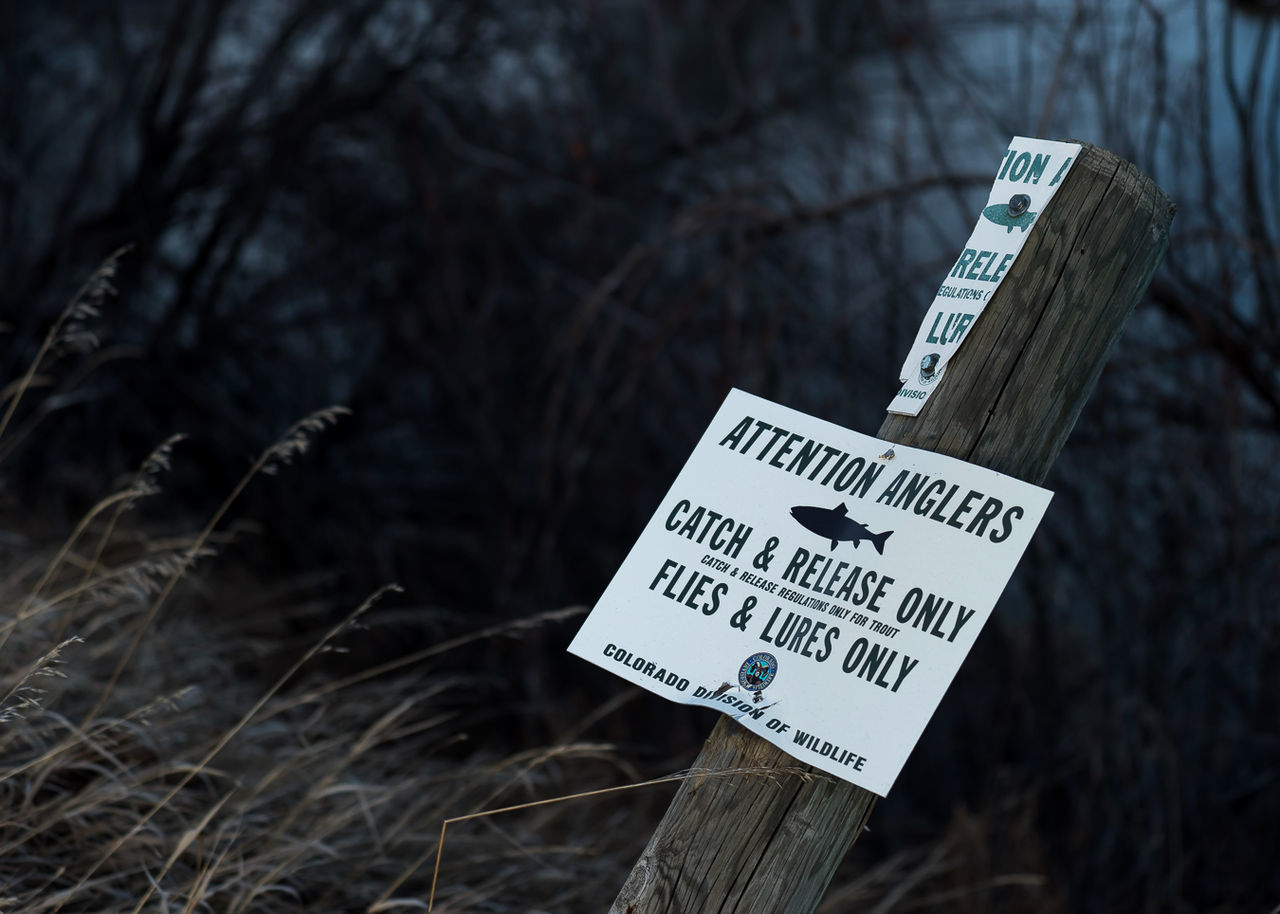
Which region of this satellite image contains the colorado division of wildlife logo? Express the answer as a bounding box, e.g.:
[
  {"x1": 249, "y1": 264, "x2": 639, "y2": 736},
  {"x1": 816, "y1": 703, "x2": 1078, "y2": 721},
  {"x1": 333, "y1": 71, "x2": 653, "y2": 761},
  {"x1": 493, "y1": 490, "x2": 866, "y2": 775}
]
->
[{"x1": 739, "y1": 652, "x2": 778, "y2": 696}]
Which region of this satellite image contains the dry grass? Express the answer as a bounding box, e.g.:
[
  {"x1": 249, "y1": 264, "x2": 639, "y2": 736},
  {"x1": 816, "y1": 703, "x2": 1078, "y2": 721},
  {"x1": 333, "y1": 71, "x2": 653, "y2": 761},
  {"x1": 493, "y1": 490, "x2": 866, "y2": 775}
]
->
[
  {"x1": 0, "y1": 425, "x2": 653, "y2": 911},
  {"x1": 0, "y1": 264, "x2": 653, "y2": 912}
]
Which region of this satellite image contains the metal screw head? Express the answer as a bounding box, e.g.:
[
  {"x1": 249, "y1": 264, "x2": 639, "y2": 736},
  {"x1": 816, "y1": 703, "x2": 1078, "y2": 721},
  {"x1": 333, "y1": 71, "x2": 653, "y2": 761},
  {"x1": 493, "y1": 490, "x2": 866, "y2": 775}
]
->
[
  {"x1": 1007, "y1": 193, "x2": 1031, "y2": 217},
  {"x1": 920, "y1": 352, "x2": 940, "y2": 379}
]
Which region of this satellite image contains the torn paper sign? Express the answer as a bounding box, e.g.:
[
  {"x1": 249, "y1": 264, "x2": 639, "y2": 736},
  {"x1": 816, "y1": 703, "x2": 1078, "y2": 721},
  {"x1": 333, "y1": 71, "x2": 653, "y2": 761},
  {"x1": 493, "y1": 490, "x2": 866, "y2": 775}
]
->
[
  {"x1": 568, "y1": 388, "x2": 1052, "y2": 795},
  {"x1": 888, "y1": 137, "x2": 1081, "y2": 417}
]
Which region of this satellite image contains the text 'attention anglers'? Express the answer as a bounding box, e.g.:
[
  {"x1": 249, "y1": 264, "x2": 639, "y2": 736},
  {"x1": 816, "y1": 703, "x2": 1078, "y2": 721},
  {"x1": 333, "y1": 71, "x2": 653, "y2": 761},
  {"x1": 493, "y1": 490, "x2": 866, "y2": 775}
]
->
[{"x1": 717, "y1": 415, "x2": 1029, "y2": 544}]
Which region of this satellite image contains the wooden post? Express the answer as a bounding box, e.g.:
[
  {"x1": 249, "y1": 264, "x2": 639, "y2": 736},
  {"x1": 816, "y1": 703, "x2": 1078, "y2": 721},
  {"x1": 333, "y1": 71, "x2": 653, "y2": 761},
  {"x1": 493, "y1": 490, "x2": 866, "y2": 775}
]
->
[{"x1": 611, "y1": 143, "x2": 1173, "y2": 914}]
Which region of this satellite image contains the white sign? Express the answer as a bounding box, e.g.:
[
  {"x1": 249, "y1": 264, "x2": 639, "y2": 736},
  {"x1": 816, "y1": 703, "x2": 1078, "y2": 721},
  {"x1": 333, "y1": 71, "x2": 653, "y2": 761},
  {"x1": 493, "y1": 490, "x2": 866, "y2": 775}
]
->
[
  {"x1": 569, "y1": 389, "x2": 1052, "y2": 795},
  {"x1": 888, "y1": 136, "x2": 1082, "y2": 416}
]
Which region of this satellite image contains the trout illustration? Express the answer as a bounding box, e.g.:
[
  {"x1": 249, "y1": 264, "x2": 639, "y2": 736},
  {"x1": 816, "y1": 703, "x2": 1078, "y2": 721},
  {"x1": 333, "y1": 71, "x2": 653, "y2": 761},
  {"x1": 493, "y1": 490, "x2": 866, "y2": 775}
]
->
[{"x1": 789, "y1": 503, "x2": 892, "y2": 554}]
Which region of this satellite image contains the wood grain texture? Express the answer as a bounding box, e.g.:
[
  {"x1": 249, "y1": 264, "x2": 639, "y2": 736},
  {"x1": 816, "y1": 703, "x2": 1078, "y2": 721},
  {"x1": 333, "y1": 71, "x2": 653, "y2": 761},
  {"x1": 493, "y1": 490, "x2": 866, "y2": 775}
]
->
[{"x1": 611, "y1": 143, "x2": 1172, "y2": 914}]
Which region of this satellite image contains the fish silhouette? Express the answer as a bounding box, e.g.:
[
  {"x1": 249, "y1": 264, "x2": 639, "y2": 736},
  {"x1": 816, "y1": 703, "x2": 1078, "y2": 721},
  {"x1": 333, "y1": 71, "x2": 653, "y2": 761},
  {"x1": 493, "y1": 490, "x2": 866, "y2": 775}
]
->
[
  {"x1": 789, "y1": 503, "x2": 892, "y2": 554},
  {"x1": 981, "y1": 202, "x2": 1037, "y2": 233}
]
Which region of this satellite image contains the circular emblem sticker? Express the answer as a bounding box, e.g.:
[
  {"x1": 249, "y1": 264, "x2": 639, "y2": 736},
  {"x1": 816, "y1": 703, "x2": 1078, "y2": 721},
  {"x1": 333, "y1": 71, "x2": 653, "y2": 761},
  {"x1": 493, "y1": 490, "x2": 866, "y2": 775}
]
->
[{"x1": 738, "y1": 652, "x2": 778, "y2": 693}]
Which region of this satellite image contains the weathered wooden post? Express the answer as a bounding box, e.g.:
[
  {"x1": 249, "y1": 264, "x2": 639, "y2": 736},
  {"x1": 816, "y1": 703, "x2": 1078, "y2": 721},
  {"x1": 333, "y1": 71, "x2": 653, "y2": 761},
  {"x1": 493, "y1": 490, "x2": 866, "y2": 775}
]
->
[{"x1": 610, "y1": 143, "x2": 1173, "y2": 913}]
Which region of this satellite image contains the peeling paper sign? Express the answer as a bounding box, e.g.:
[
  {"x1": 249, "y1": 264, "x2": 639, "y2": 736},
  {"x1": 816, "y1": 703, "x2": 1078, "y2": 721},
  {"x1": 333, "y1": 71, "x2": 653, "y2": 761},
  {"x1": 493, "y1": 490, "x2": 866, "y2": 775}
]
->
[
  {"x1": 888, "y1": 136, "x2": 1082, "y2": 416},
  {"x1": 569, "y1": 389, "x2": 1052, "y2": 795}
]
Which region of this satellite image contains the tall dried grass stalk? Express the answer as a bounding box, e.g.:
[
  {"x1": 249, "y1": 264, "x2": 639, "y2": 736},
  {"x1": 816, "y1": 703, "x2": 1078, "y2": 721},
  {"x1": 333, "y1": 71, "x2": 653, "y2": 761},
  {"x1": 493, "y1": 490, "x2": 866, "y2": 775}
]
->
[
  {"x1": 87, "y1": 407, "x2": 350, "y2": 719},
  {"x1": 0, "y1": 246, "x2": 129, "y2": 450},
  {"x1": 414, "y1": 764, "x2": 824, "y2": 912}
]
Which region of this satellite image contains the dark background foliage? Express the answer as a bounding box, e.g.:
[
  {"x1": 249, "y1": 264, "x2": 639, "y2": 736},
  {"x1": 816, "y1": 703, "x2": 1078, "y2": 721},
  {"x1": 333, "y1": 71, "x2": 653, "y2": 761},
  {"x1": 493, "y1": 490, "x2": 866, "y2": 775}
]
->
[{"x1": 2, "y1": 0, "x2": 1278, "y2": 910}]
